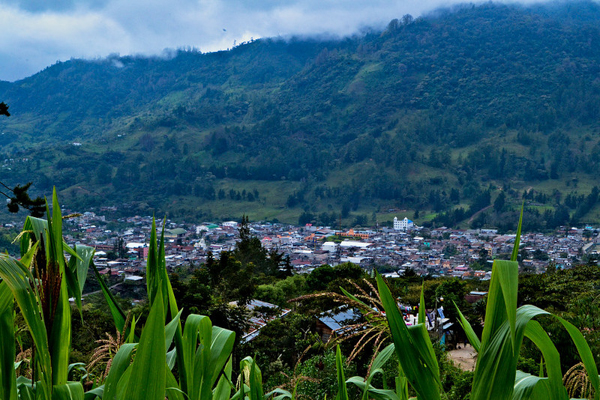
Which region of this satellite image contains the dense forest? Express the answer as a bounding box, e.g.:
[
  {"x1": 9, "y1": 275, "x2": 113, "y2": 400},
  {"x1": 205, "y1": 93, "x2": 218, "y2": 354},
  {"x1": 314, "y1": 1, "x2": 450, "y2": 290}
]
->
[{"x1": 2, "y1": 1, "x2": 600, "y2": 228}]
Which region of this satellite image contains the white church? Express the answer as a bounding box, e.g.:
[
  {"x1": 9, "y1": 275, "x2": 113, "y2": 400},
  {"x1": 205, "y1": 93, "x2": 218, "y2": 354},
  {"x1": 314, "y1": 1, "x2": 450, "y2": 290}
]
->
[{"x1": 393, "y1": 217, "x2": 414, "y2": 231}]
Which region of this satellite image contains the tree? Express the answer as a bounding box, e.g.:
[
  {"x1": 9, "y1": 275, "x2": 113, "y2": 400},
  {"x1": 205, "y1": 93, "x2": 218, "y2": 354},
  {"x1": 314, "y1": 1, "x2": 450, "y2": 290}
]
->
[
  {"x1": 494, "y1": 191, "x2": 506, "y2": 213},
  {"x1": 0, "y1": 103, "x2": 45, "y2": 216},
  {"x1": 0, "y1": 102, "x2": 9, "y2": 116}
]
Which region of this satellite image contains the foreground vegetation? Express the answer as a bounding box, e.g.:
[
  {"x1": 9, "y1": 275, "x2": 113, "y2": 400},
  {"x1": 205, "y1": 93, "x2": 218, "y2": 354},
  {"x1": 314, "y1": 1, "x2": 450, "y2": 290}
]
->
[{"x1": 2, "y1": 193, "x2": 600, "y2": 399}]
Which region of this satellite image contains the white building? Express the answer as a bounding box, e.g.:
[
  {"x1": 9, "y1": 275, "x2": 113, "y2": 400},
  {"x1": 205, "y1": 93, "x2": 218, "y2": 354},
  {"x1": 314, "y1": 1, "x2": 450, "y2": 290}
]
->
[
  {"x1": 394, "y1": 217, "x2": 414, "y2": 231},
  {"x1": 322, "y1": 241, "x2": 338, "y2": 252}
]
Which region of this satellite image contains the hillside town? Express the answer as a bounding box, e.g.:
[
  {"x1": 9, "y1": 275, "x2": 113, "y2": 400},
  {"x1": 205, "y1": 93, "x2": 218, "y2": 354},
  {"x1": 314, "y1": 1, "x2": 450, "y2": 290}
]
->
[{"x1": 5, "y1": 208, "x2": 596, "y2": 282}]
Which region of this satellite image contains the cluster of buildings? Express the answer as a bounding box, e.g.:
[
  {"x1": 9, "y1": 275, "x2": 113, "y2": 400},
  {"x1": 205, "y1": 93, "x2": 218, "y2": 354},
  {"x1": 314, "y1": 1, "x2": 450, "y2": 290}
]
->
[
  {"x1": 3, "y1": 210, "x2": 597, "y2": 344},
  {"x1": 3, "y1": 209, "x2": 596, "y2": 282},
  {"x1": 25, "y1": 210, "x2": 593, "y2": 282}
]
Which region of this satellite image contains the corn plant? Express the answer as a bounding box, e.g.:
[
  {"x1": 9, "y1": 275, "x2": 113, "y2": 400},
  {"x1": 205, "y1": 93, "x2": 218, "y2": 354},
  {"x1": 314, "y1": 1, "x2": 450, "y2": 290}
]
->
[
  {"x1": 0, "y1": 189, "x2": 94, "y2": 399},
  {"x1": 88, "y1": 217, "x2": 259, "y2": 400},
  {"x1": 340, "y1": 208, "x2": 600, "y2": 400},
  {"x1": 0, "y1": 191, "x2": 267, "y2": 400}
]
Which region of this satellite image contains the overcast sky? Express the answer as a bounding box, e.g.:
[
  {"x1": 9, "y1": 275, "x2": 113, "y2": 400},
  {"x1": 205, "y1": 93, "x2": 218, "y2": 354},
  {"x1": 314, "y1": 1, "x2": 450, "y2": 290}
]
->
[{"x1": 0, "y1": 0, "x2": 542, "y2": 82}]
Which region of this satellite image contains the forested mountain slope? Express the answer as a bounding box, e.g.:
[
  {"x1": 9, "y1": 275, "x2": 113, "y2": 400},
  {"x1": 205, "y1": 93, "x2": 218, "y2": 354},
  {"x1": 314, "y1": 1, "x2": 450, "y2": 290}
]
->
[{"x1": 2, "y1": 1, "x2": 600, "y2": 228}]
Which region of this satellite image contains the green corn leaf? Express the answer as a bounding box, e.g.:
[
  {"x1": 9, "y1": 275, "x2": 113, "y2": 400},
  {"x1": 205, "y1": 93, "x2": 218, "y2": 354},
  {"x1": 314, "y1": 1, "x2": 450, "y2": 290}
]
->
[
  {"x1": 0, "y1": 255, "x2": 52, "y2": 400},
  {"x1": 339, "y1": 286, "x2": 372, "y2": 310},
  {"x1": 376, "y1": 273, "x2": 441, "y2": 400},
  {"x1": 49, "y1": 272, "x2": 72, "y2": 386},
  {"x1": 46, "y1": 189, "x2": 73, "y2": 386},
  {"x1": 418, "y1": 283, "x2": 426, "y2": 325},
  {"x1": 52, "y1": 382, "x2": 85, "y2": 400},
  {"x1": 555, "y1": 316, "x2": 600, "y2": 397},
  {"x1": 479, "y1": 260, "x2": 519, "y2": 349},
  {"x1": 84, "y1": 385, "x2": 104, "y2": 400},
  {"x1": 213, "y1": 357, "x2": 234, "y2": 400},
  {"x1": 182, "y1": 313, "x2": 235, "y2": 400},
  {"x1": 90, "y1": 260, "x2": 127, "y2": 334},
  {"x1": 0, "y1": 281, "x2": 17, "y2": 400},
  {"x1": 165, "y1": 309, "x2": 183, "y2": 351},
  {"x1": 102, "y1": 343, "x2": 136, "y2": 400},
  {"x1": 73, "y1": 245, "x2": 94, "y2": 295},
  {"x1": 182, "y1": 314, "x2": 210, "y2": 399},
  {"x1": 265, "y1": 388, "x2": 293, "y2": 400},
  {"x1": 146, "y1": 216, "x2": 158, "y2": 306},
  {"x1": 511, "y1": 202, "x2": 524, "y2": 262},
  {"x1": 115, "y1": 366, "x2": 133, "y2": 400},
  {"x1": 346, "y1": 377, "x2": 400, "y2": 400},
  {"x1": 512, "y1": 371, "x2": 551, "y2": 400},
  {"x1": 66, "y1": 244, "x2": 94, "y2": 319},
  {"x1": 523, "y1": 320, "x2": 567, "y2": 399},
  {"x1": 19, "y1": 240, "x2": 39, "y2": 270},
  {"x1": 166, "y1": 368, "x2": 185, "y2": 400},
  {"x1": 453, "y1": 300, "x2": 481, "y2": 352},
  {"x1": 127, "y1": 314, "x2": 137, "y2": 344},
  {"x1": 336, "y1": 346, "x2": 348, "y2": 400},
  {"x1": 122, "y1": 286, "x2": 166, "y2": 400},
  {"x1": 66, "y1": 254, "x2": 84, "y2": 317},
  {"x1": 19, "y1": 215, "x2": 48, "y2": 258},
  {"x1": 146, "y1": 217, "x2": 168, "y2": 311},
  {"x1": 371, "y1": 343, "x2": 396, "y2": 373},
  {"x1": 249, "y1": 358, "x2": 264, "y2": 400},
  {"x1": 17, "y1": 382, "x2": 35, "y2": 400},
  {"x1": 395, "y1": 375, "x2": 408, "y2": 400},
  {"x1": 167, "y1": 349, "x2": 177, "y2": 371},
  {"x1": 472, "y1": 304, "x2": 550, "y2": 400}
]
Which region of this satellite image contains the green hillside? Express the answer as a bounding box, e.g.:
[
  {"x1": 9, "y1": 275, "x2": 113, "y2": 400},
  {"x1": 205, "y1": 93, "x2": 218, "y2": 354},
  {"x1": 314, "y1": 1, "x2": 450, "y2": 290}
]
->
[{"x1": 2, "y1": 1, "x2": 600, "y2": 229}]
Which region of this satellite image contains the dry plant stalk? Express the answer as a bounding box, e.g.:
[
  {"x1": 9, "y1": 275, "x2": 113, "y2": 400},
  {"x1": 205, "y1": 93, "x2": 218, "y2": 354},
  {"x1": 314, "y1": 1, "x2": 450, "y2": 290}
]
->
[
  {"x1": 87, "y1": 313, "x2": 132, "y2": 380},
  {"x1": 291, "y1": 278, "x2": 391, "y2": 367}
]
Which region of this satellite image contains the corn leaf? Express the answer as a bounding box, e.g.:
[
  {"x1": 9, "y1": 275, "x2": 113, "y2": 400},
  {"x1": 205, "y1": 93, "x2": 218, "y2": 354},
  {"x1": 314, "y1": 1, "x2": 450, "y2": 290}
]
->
[
  {"x1": 522, "y1": 320, "x2": 567, "y2": 399},
  {"x1": 122, "y1": 286, "x2": 166, "y2": 400},
  {"x1": 454, "y1": 300, "x2": 481, "y2": 352},
  {"x1": 102, "y1": 343, "x2": 136, "y2": 400},
  {"x1": 472, "y1": 303, "x2": 549, "y2": 400},
  {"x1": 17, "y1": 383, "x2": 35, "y2": 400},
  {"x1": 46, "y1": 189, "x2": 72, "y2": 386},
  {"x1": 0, "y1": 255, "x2": 52, "y2": 400},
  {"x1": 184, "y1": 314, "x2": 236, "y2": 400},
  {"x1": 213, "y1": 357, "x2": 234, "y2": 400},
  {"x1": 376, "y1": 273, "x2": 441, "y2": 400},
  {"x1": 0, "y1": 281, "x2": 17, "y2": 400},
  {"x1": 165, "y1": 309, "x2": 183, "y2": 351},
  {"x1": 90, "y1": 260, "x2": 127, "y2": 334},
  {"x1": 395, "y1": 375, "x2": 408, "y2": 400},
  {"x1": 335, "y1": 346, "x2": 348, "y2": 400},
  {"x1": 512, "y1": 371, "x2": 551, "y2": 400},
  {"x1": 346, "y1": 378, "x2": 400, "y2": 400},
  {"x1": 511, "y1": 202, "x2": 524, "y2": 262},
  {"x1": 166, "y1": 368, "x2": 185, "y2": 400},
  {"x1": 73, "y1": 245, "x2": 94, "y2": 295},
  {"x1": 146, "y1": 218, "x2": 188, "y2": 393},
  {"x1": 347, "y1": 344, "x2": 396, "y2": 400},
  {"x1": 555, "y1": 316, "x2": 600, "y2": 398},
  {"x1": 84, "y1": 385, "x2": 104, "y2": 400},
  {"x1": 249, "y1": 358, "x2": 264, "y2": 400},
  {"x1": 418, "y1": 283, "x2": 426, "y2": 325},
  {"x1": 265, "y1": 388, "x2": 293, "y2": 400},
  {"x1": 66, "y1": 254, "x2": 84, "y2": 317},
  {"x1": 52, "y1": 382, "x2": 85, "y2": 400}
]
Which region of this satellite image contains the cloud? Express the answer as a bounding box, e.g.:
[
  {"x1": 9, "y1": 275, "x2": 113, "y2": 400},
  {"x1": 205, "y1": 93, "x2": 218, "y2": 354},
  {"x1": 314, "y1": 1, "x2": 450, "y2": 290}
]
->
[{"x1": 0, "y1": 0, "x2": 548, "y2": 82}]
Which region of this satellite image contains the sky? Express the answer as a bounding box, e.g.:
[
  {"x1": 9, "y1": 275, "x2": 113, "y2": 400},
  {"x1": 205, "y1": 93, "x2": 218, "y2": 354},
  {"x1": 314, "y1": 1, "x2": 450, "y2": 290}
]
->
[{"x1": 0, "y1": 0, "x2": 539, "y2": 82}]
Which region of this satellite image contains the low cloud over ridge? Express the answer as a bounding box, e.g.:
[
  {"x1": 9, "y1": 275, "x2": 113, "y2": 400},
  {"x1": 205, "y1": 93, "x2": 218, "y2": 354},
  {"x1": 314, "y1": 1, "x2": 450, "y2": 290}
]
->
[{"x1": 0, "y1": 0, "x2": 547, "y2": 81}]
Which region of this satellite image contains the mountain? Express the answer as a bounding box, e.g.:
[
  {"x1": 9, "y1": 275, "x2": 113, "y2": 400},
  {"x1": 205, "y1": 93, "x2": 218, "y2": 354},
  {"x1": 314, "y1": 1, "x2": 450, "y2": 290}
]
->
[{"x1": 1, "y1": 1, "x2": 600, "y2": 230}]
